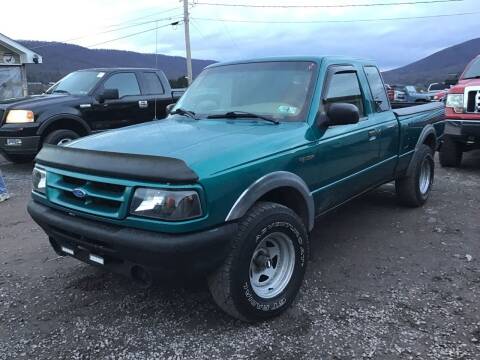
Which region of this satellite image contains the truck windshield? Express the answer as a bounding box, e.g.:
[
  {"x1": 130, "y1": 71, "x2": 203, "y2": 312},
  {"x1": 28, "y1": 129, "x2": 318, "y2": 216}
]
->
[
  {"x1": 174, "y1": 61, "x2": 317, "y2": 122},
  {"x1": 46, "y1": 71, "x2": 104, "y2": 95},
  {"x1": 462, "y1": 57, "x2": 480, "y2": 79}
]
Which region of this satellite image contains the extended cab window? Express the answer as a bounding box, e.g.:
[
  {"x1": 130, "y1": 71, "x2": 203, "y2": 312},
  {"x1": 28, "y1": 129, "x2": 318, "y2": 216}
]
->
[
  {"x1": 325, "y1": 71, "x2": 364, "y2": 117},
  {"x1": 143, "y1": 72, "x2": 164, "y2": 95},
  {"x1": 364, "y1": 66, "x2": 389, "y2": 112},
  {"x1": 103, "y1": 73, "x2": 140, "y2": 98}
]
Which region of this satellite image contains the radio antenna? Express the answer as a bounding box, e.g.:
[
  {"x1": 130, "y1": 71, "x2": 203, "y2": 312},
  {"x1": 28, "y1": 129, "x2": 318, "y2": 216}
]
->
[{"x1": 154, "y1": 20, "x2": 159, "y2": 120}]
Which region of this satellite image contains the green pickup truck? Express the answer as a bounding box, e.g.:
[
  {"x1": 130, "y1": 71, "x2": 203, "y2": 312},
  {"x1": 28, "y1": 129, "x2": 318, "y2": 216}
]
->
[{"x1": 28, "y1": 57, "x2": 444, "y2": 322}]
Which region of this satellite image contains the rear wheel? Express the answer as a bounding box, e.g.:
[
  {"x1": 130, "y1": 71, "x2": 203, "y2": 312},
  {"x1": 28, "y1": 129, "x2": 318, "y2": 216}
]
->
[
  {"x1": 439, "y1": 136, "x2": 463, "y2": 167},
  {"x1": 207, "y1": 202, "x2": 309, "y2": 322},
  {"x1": 395, "y1": 144, "x2": 434, "y2": 207},
  {"x1": 43, "y1": 129, "x2": 80, "y2": 146}
]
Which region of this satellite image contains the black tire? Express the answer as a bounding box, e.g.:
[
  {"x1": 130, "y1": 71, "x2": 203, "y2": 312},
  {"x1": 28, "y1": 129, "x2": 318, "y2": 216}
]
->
[
  {"x1": 439, "y1": 136, "x2": 463, "y2": 167},
  {"x1": 43, "y1": 129, "x2": 80, "y2": 146},
  {"x1": 395, "y1": 144, "x2": 434, "y2": 207},
  {"x1": 2, "y1": 153, "x2": 34, "y2": 163},
  {"x1": 207, "y1": 202, "x2": 309, "y2": 322}
]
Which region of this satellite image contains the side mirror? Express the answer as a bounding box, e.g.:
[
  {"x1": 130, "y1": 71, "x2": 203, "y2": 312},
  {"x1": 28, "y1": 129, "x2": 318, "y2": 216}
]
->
[
  {"x1": 166, "y1": 103, "x2": 175, "y2": 114},
  {"x1": 97, "y1": 88, "x2": 119, "y2": 103},
  {"x1": 326, "y1": 102, "x2": 360, "y2": 126}
]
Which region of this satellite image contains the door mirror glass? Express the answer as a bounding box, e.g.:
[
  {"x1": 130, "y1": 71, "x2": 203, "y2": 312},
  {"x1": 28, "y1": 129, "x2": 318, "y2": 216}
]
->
[
  {"x1": 326, "y1": 103, "x2": 360, "y2": 126},
  {"x1": 97, "y1": 88, "x2": 119, "y2": 103},
  {"x1": 166, "y1": 103, "x2": 175, "y2": 114}
]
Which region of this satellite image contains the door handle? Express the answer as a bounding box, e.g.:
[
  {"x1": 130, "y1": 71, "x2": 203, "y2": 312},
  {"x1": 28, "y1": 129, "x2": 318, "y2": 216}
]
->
[
  {"x1": 368, "y1": 129, "x2": 381, "y2": 140},
  {"x1": 138, "y1": 100, "x2": 148, "y2": 108}
]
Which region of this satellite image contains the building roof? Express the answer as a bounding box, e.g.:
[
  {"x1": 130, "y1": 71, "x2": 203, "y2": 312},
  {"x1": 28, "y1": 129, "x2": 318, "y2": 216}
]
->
[{"x1": 0, "y1": 33, "x2": 42, "y2": 64}]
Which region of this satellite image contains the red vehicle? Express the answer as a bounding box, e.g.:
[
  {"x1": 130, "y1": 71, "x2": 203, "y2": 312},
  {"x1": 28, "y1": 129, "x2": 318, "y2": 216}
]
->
[
  {"x1": 385, "y1": 84, "x2": 395, "y2": 102},
  {"x1": 441, "y1": 55, "x2": 480, "y2": 167}
]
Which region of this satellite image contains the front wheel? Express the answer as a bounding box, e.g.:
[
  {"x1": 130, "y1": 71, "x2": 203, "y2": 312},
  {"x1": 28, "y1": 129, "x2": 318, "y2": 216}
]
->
[
  {"x1": 43, "y1": 129, "x2": 80, "y2": 146},
  {"x1": 439, "y1": 136, "x2": 463, "y2": 167},
  {"x1": 395, "y1": 144, "x2": 434, "y2": 207},
  {"x1": 207, "y1": 202, "x2": 309, "y2": 322}
]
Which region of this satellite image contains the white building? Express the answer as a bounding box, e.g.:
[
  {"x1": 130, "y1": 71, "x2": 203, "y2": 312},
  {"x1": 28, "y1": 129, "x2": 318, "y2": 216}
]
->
[{"x1": 0, "y1": 33, "x2": 42, "y2": 99}]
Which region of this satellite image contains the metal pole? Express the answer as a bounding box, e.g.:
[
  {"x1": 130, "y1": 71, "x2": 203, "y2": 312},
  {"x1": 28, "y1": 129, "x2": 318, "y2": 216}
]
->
[{"x1": 183, "y1": 0, "x2": 193, "y2": 85}]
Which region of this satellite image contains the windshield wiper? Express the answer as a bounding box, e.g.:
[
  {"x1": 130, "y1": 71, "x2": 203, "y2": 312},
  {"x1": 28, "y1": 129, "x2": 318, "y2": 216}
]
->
[
  {"x1": 207, "y1": 111, "x2": 279, "y2": 124},
  {"x1": 462, "y1": 75, "x2": 480, "y2": 80},
  {"x1": 52, "y1": 89, "x2": 70, "y2": 94},
  {"x1": 170, "y1": 108, "x2": 197, "y2": 119}
]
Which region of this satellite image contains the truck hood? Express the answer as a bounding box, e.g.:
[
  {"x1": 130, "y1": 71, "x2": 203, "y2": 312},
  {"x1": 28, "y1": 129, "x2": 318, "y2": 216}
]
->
[
  {"x1": 0, "y1": 94, "x2": 77, "y2": 110},
  {"x1": 68, "y1": 117, "x2": 310, "y2": 178},
  {"x1": 449, "y1": 78, "x2": 480, "y2": 93}
]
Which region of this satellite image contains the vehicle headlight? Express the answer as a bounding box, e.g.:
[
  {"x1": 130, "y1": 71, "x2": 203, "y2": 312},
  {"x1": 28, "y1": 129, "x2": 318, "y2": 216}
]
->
[
  {"x1": 130, "y1": 188, "x2": 202, "y2": 221},
  {"x1": 446, "y1": 94, "x2": 464, "y2": 113},
  {"x1": 6, "y1": 110, "x2": 35, "y2": 124},
  {"x1": 32, "y1": 167, "x2": 46, "y2": 194}
]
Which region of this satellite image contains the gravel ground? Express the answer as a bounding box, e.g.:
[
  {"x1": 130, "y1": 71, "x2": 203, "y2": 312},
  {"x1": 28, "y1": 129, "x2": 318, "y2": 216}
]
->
[{"x1": 0, "y1": 152, "x2": 479, "y2": 360}]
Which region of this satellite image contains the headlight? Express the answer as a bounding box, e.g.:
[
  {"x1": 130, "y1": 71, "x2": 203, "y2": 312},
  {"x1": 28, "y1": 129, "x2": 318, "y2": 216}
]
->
[
  {"x1": 130, "y1": 188, "x2": 202, "y2": 221},
  {"x1": 6, "y1": 110, "x2": 35, "y2": 124},
  {"x1": 446, "y1": 94, "x2": 464, "y2": 113},
  {"x1": 32, "y1": 167, "x2": 46, "y2": 194}
]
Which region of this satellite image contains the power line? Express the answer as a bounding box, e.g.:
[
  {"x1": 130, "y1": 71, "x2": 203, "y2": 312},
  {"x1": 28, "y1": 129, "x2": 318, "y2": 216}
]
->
[
  {"x1": 87, "y1": 21, "x2": 181, "y2": 48},
  {"x1": 31, "y1": 16, "x2": 183, "y2": 49},
  {"x1": 107, "y1": 6, "x2": 183, "y2": 28},
  {"x1": 192, "y1": 10, "x2": 480, "y2": 24},
  {"x1": 193, "y1": 0, "x2": 463, "y2": 8}
]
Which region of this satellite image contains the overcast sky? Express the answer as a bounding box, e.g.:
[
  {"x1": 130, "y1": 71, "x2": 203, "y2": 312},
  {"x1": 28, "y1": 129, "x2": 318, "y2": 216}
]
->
[{"x1": 2, "y1": 0, "x2": 479, "y2": 70}]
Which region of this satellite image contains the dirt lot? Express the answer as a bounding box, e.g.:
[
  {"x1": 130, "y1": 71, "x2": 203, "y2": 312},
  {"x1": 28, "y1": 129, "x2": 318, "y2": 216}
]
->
[{"x1": 0, "y1": 152, "x2": 479, "y2": 360}]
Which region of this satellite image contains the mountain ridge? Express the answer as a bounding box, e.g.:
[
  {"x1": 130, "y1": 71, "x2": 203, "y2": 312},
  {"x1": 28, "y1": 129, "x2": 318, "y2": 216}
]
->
[
  {"x1": 19, "y1": 40, "x2": 215, "y2": 84},
  {"x1": 382, "y1": 37, "x2": 480, "y2": 86}
]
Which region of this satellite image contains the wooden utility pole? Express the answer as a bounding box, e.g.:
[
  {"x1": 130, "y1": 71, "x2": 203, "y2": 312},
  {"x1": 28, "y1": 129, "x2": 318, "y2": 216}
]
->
[{"x1": 182, "y1": 0, "x2": 193, "y2": 85}]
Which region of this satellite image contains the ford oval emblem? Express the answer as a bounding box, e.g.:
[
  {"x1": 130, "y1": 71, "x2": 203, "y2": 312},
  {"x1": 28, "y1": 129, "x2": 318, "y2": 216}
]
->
[{"x1": 72, "y1": 188, "x2": 87, "y2": 199}]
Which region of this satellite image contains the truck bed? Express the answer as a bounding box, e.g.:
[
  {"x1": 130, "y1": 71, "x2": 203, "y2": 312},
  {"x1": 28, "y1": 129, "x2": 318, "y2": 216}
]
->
[{"x1": 393, "y1": 101, "x2": 444, "y2": 118}]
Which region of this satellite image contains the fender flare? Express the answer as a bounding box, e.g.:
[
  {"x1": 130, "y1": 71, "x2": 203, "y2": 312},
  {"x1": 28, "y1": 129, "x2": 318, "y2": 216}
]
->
[
  {"x1": 416, "y1": 124, "x2": 437, "y2": 150},
  {"x1": 406, "y1": 125, "x2": 437, "y2": 176},
  {"x1": 225, "y1": 171, "x2": 315, "y2": 231},
  {"x1": 37, "y1": 114, "x2": 91, "y2": 136}
]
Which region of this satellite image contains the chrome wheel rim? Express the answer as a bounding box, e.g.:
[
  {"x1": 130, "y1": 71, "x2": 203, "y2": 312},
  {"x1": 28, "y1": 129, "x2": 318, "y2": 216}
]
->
[
  {"x1": 419, "y1": 158, "x2": 432, "y2": 195},
  {"x1": 57, "y1": 138, "x2": 72, "y2": 146},
  {"x1": 249, "y1": 232, "x2": 295, "y2": 299}
]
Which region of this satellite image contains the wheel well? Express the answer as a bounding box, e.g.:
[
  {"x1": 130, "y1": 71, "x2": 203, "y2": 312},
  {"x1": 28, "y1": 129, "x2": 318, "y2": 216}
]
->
[
  {"x1": 423, "y1": 133, "x2": 437, "y2": 151},
  {"x1": 258, "y1": 187, "x2": 309, "y2": 228},
  {"x1": 41, "y1": 118, "x2": 89, "y2": 139}
]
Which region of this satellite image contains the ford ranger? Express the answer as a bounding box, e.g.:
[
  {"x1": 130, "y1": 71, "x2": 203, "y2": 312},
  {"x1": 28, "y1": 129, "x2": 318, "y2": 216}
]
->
[
  {"x1": 28, "y1": 57, "x2": 444, "y2": 322},
  {"x1": 440, "y1": 55, "x2": 480, "y2": 167},
  {"x1": 0, "y1": 68, "x2": 183, "y2": 163}
]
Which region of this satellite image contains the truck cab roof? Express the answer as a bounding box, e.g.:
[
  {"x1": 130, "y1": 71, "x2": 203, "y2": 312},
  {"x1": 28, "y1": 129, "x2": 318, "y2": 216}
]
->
[
  {"x1": 77, "y1": 67, "x2": 161, "y2": 73},
  {"x1": 206, "y1": 56, "x2": 377, "y2": 69}
]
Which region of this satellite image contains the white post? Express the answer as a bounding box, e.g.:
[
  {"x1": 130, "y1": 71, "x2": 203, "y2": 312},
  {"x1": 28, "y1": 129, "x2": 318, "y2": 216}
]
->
[{"x1": 183, "y1": 0, "x2": 193, "y2": 85}]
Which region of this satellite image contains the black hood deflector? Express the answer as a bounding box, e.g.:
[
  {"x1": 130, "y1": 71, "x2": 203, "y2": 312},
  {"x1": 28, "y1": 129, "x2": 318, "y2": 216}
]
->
[{"x1": 35, "y1": 144, "x2": 199, "y2": 183}]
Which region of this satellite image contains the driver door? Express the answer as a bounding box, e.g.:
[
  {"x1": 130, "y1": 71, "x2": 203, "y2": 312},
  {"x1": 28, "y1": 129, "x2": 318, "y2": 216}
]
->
[
  {"x1": 89, "y1": 72, "x2": 145, "y2": 131},
  {"x1": 308, "y1": 65, "x2": 382, "y2": 212}
]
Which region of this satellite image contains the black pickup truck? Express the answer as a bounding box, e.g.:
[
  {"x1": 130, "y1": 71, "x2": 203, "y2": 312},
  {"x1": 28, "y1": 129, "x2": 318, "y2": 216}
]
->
[{"x1": 0, "y1": 68, "x2": 183, "y2": 163}]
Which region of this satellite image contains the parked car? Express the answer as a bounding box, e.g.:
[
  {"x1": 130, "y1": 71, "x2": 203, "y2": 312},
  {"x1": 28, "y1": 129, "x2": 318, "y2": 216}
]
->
[
  {"x1": 385, "y1": 84, "x2": 395, "y2": 102},
  {"x1": 440, "y1": 55, "x2": 480, "y2": 167},
  {"x1": 392, "y1": 85, "x2": 432, "y2": 103},
  {"x1": 0, "y1": 68, "x2": 183, "y2": 163},
  {"x1": 28, "y1": 56, "x2": 444, "y2": 322},
  {"x1": 427, "y1": 82, "x2": 448, "y2": 92}
]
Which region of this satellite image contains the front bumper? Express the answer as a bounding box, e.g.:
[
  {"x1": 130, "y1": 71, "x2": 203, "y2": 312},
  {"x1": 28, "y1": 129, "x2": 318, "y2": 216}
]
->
[
  {"x1": 27, "y1": 200, "x2": 237, "y2": 279},
  {"x1": 444, "y1": 119, "x2": 480, "y2": 140},
  {"x1": 0, "y1": 136, "x2": 40, "y2": 155}
]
